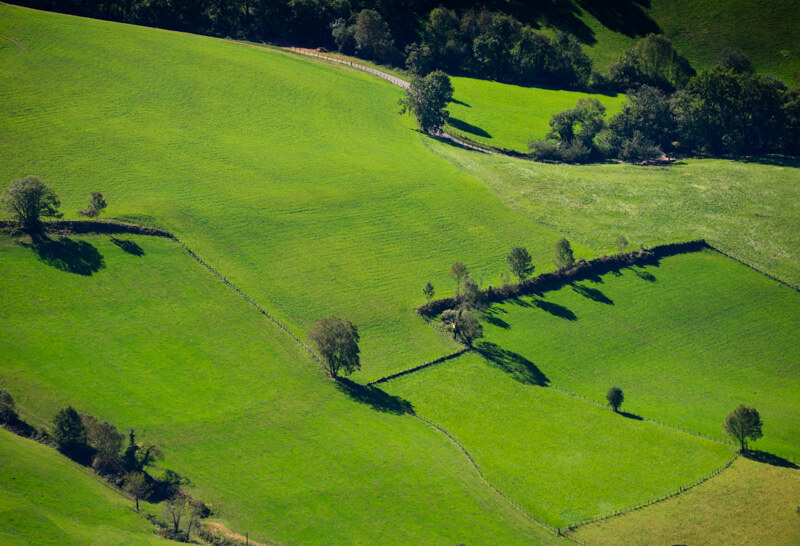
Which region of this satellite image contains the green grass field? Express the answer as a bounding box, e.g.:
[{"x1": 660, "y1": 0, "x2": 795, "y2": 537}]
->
[
  {"x1": 570, "y1": 0, "x2": 800, "y2": 85},
  {"x1": 382, "y1": 351, "x2": 732, "y2": 528},
  {"x1": 0, "y1": 4, "x2": 594, "y2": 382},
  {"x1": 0, "y1": 233, "x2": 561, "y2": 544},
  {"x1": 472, "y1": 250, "x2": 800, "y2": 461},
  {"x1": 573, "y1": 455, "x2": 800, "y2": 545},
  {"x1": 447, "y1": 77, "x2": 626, "y2": 152},
  {"x1": 429, "y1": 141, "x2": 800, "y2": 288},
  {"x1": 0, "y1": 428, "x2": 167, "y2": 545}
]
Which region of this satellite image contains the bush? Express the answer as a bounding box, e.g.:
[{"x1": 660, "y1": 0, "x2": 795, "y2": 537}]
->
[
  {"x1": 52, "y1": 406, "x2": 91, "y2": 462},
  {"x1": 0, "y1": 388, "x2": 18, "y2": 424},
  {"x1": 618, "y1": 132, "x2": 663, "y2": 162}
]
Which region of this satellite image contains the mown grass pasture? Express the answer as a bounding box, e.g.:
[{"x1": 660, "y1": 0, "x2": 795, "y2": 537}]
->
[
  {"x1": 573, "y1": 455, "x2": 800, "y2": 545},
  {"x1": 0, "y1": 4, "x2": 592, "y2": 382},
  {"x1": 382, "y1": 351, "x2": 733, "y2": 528},
  {"x1": 447, "y1": 77, "x2": 625, "y2": 152},
  {"x1": 474, "y1": 250, "x2": 800, "y2": 462},
  {"x1": 430, "y1": 140, "x2": 800, "y2": 288},
  {"x1": 0, "y1": 428, "x2": 168, "y2": 545},
  {"x1": 0, "y1": 233, "x2": 560, "y2": 545}
]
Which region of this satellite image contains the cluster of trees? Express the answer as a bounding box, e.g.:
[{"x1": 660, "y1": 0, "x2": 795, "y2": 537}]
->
[
  {"x1": 404, "y1": 8, "x2": 591, "y2": 88},
  {"x1": 1, "y1": 176, "x2": 108, "y2": 233},
  {"x1": 0, "y1": 388, "x2": 209, "y2": 541},
  {"x1": 532, "y1": 47, "x2": 800, "y2": 163}
]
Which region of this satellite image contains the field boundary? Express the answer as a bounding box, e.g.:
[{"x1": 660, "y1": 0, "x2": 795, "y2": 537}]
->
[
  {"x1": 417, "y1": 239, "x2": 707, "y2": 316},
  {"x1": 12, "y1": 219, "x2": 324, "y2": 366},
  {"x1": 366, "y1": 348, "x2": 469, "y2": 386},
  {"x1": 705, "y1": 243, "x2": 800, "y2": 293},
  {"x1": 281, "y1": 47, "x2": 510, "y2": 157}
]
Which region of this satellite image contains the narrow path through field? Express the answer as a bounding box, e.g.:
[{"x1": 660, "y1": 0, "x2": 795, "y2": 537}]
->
[{"x1": 282, "y1": 47, "x2": 513, "y2": 158}]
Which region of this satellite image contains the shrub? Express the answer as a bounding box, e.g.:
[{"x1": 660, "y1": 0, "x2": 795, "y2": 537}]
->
[
  {"x1": 0, "y1": 388, "x2": 18, "y2": 424},
  {"x1": 52, "y1": 406, "x2": 91, "y2": 461}
]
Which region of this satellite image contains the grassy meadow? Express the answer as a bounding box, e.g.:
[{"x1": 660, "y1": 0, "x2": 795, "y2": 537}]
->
[
  {"x1": 474, "y1": 250, "x2": 800, "y2": 461},
  {"x1": 430, "y1": 141, "x2": 800, "y2": 288},
  {"x1": 383, "y1": 351, "x2": 733, "y2": 528},
  {"x1": 572, "y1": 0, "x2": 800, "y2": 84},
  {"x1": 0, "y1": 4, "x2": 595, "y2": 382},
  {"x1": 573, "y1": 455, "x2": 800, "y2": 545},
  {"x1": 0, "y1": 233, "x2": 561, "y2": 545},
  {"x1": 447, "y1": 77, "x2": 625, "y2": 152},
  {"x1": 0, "y1": 428, "x2": 167, "y2": 545}
]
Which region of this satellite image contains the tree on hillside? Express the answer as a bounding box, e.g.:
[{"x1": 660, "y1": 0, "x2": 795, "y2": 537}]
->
[
  {"x1": 1, "y1": 175, "x2": 61, "y2": 233},
  {"x1": 606, "y1": 386, "x2": 624, "y2": 412},
  {"x1": 422, "y1": 280, "x2": 435, "y2": 302},
  {"x1": 718, "y1": 48, "x2": 753, "y2": 74},
  {"x1": 459, "y1": 274, "x2": 486, "y2": 311},
  {"x1": 164, "y1": 494, "x2": 189, "y2": 535},
  {"x1": 442, "y1": 308, "x2": 483, "y2": 347},
  {"x1": 724, "y1": 404, "x2": 763, "y2": 452},
  {"x1": 449, "y1": 261, "x2": 468, "y2": 296},
  {"x1": 78, "y1": 191, "x2": 107, "y2": 218},
  {"x1": 52, "y1": 406, "x2": 90, "y2": 461},
  {"x1": 0, "y1": 388, "x2": 17, "y2": 424},
  {"x1": 81, "y1": 413, "x2": 124, "y2": 474},
  {"x1": 123, "y1": 471, "x2": 151, "y2": 512},
  {"x1": 353, "y1": 9, "x2": 397, "y2": 64},
  {"x1": 309, "y1": 316, "x2": 361, "y2": 378},
  {"x1": 507, "y1": 246, "x2": 534, "y2": 281},
  {"x1": 399, "y1": 70, "x2": 454, "y2": 134},
  {"x1": 122, "y1": 429, "x2": 163, "y2": 473},
  {"x1": 529, "y1": 98, "x2": 606, "y2": 163},
  {"x1": 554, "y1": 238, "x2": 575, "y2": 270},
  {"x1": 609, "y1": 33, "x2": 695, "y2": 92}
]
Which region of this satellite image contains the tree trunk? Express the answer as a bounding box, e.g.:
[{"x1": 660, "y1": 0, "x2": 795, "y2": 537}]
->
[{"x1": 135, "y1": 496, "x2": 139, "y2": 512}]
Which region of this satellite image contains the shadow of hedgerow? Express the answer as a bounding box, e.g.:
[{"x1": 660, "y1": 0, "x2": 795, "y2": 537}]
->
[{"x1": 335, "y1": 378, "x2": 414, "y2": 415}]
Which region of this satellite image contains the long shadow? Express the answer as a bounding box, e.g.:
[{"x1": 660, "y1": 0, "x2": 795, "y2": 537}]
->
[
  {"x1": 110, "y1": 237, "x2": 144, "y2": 256},
  {"x1": 571, "y1": 283, "x2": 614, "y2": 305},
  {"x1": 335, "y1": 378, "x2": 414, "y2": 415},
  {"x1": 728, "y1": 155, "x2": 800, "y2": 168},
  {"x1": 533, "y1": 298, "x2": 578, "y2": 320},
  {"x1": 618, "y1": 410, "x2": 643, "y2": 421},
  {"x1": 25, "y1": 236, "x2": 105, "y2": 276},
  {"x1": 476, "y1": 341, "x2": 550, "y2": 386},
  {"x1": 448, "y1": 117, "x2": 492, "y2": 139},
  {"x1": 743, "y1": 450, "x2": 799, "y2": 469},
  {"x1": 485, "y1": 307, "x2": 510, "y2": 329},
  {"x1": 577, "y1": 0, "x2": 660, "y2": 37},
  {"x1": 451, "y1": 98, "x2": 471, "y2": 107},
  {"x1": 631, "y1": 267, "x2": 656, "y2": 282}
]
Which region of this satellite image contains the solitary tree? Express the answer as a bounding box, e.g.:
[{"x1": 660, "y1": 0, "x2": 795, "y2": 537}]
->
[
  {"x1": 606, "y1": 386, "x2": 624, "y2": 412},
  {"x1": 449, "y1": 261, "x2": 468, "y2": 296},
  {"x1": 52, "y1": 406, "x2": 89, "y2": 460},
  {"x1": 79, "y1": 191, "x2": 107, "y2": 218},
  {"x1": 123, "y1": 471, "x2": 151, "y2": 512},
  {"x1": 507, "y1": 246, "x2": 534, "y2": 281},
  {"x1": 616, "y1": 236, "x2": 629, "y2": 254},
  {"x1": 163, "y1": 494, "x2": 188, "y2": 535},
  {"x1": 1, "y1": 175, "x2": 61, "y2": 233},
  {"x1": 309, "y1": 316, "x2": 361, "y2": 379},
  {"x1": 422, "y1": 280, "x2": 435, "y2": 302},
  {"x1": 442, "y1": 308, "x2": 483, "y2": 347},
  {"x1": 554, "y1": 238, "x2": 575, "y2": 270},
  {"x1": 724, "y1": 404, "x2": 763, "y2": 452},
  {"x1": 399, "y1": 70, "x2": 454, "y2": 133},
  {"x1": 0, "y1": 388, "x2": 17, "y2": 424}
]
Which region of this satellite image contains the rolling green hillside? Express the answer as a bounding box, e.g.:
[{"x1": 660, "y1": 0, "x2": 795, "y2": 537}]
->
[
  {"x1": 0, "y1": 233, "x2": 560, "y2": 544},
  {"x1": 430, "y1": 141, "x2": 800, "y2": 288},
  {"x1": 474, "y1": 250, "x2": 800, "y2": 461},
  {"x1": 0, "y1": 4, "x2": 590, "y2": 382},
  {"x1": 576, "y1": 0, "x2": 800, "y2": 85},
  {"x1": 383, "y1": 351, "x2": 732, "y2": 527},
  {"x1": 0, "y1": 428, "x2": 167, "y2": 545},
  {"x1": 574, "y1": 455, "x2": 800, "y2": 545}
]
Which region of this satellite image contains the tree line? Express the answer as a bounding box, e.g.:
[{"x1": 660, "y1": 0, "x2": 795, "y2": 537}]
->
[{"x1": 530, "y1": 41, "x2": 800, "y2": 162}]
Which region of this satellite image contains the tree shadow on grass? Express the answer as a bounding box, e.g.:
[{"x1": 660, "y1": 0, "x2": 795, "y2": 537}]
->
[
  {"x1": 335, "y1": 378, "x2": 414, "y2": 415},
  {"x1": 743, "y1": 450, "x2": 799, "y2": 469},
  {"x1": 110, "y1": 237, "x2": 144, "y2": 256},
  {"x1": 571, "y1": 282, "x2": 614, "y2": 305},
  {"x1": 485, "y1": 307, "x2": 510, "y2": 329},
  {"x1": 533, "y1": 298, "x2": 577, "y2": 320},
  {"x1": 630, "y1": 266, "x2": 657, "y2": 282},
  {"x1": 476, "y1": 341, "x2": 550, "y2": 386},
  {"x1": 448, "y1": 117, "x2": 492, "y2": 139},
  {"x1": 24, "y1": 236, "x2": 105, "y2": 276},
  {"x1": 451, "y1": 98, "x2": 471, "y2": 107},
  {"x1": 577, "y1": 0, "x2": 660, "y2": 37},
  {"x1": 618, "y1": 410, "x2": 643, "y2": 421}
]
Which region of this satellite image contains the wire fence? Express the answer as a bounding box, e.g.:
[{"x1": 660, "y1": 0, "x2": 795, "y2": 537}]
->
[{"x1": 367, "y1": 348, "x2": 469, "y2": 386}]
